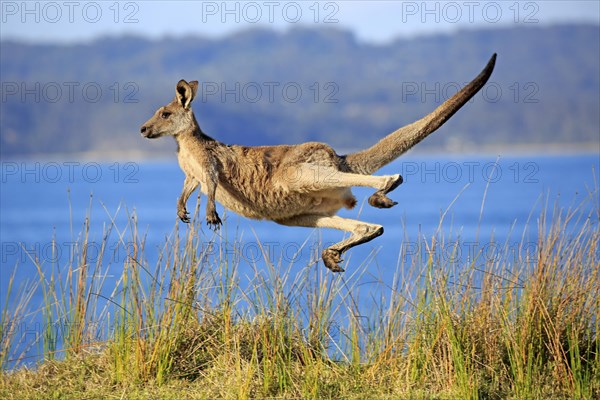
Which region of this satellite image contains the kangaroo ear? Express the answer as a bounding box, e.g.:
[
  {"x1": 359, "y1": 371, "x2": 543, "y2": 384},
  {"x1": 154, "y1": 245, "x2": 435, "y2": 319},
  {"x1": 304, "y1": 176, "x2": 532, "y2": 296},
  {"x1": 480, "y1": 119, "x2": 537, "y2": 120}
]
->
[
  {"x1": 188, "y1": 81, "x2": 199, "y2": 100},
  {"x1": 176, "y1": 79, "x2": 197, "y2": 109}
]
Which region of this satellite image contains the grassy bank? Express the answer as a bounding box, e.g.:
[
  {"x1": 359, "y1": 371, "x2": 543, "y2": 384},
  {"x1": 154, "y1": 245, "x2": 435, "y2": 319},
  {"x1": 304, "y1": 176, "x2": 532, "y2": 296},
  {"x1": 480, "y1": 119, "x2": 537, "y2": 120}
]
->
[{"x1": 1, "y1": 197, "x2": 598, "y2": 399}]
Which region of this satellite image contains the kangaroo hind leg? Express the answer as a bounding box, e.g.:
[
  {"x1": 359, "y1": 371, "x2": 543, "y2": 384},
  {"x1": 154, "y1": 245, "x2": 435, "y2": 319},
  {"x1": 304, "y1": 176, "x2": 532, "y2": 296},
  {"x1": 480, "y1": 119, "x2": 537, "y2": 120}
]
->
[
  {"x1": 284, "y1": 164, "x2": 400, "y2": 193},
  {"x1": 276, "y1": 214, "x2": 383, "y2": 272}
]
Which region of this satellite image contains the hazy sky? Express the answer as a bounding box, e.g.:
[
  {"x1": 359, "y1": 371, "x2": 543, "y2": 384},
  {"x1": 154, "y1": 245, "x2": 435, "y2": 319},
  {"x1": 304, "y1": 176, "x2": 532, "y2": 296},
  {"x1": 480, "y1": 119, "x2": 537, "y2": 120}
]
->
[{"x1": 1, "y1": 1, "x2": 599, "y2": 43}]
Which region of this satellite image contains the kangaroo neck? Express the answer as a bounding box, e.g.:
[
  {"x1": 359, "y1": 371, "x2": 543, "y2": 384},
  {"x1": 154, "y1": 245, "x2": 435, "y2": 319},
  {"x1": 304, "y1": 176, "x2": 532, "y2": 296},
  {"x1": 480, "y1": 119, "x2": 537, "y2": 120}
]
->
[{"x1": 177, "y1": 114, "x2": 216, "y2": 144}]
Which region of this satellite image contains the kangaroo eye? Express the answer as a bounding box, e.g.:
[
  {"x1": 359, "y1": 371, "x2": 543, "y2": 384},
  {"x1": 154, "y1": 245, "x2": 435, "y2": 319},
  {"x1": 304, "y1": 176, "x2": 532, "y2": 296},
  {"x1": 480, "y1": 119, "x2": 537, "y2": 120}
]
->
[{"x1": 161, "y1": 111, "x2": 171, "y2": 119}]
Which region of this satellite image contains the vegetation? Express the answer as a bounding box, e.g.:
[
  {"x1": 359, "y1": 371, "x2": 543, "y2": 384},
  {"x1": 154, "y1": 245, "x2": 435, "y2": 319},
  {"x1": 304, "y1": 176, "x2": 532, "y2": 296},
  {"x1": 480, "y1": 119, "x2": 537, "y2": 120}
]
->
[
  {"x1": 1, "y1": 24, "x2": 599, "y2": 158},
  {"x1": 1, "y1": 194, "x2": 598, "y2": 399}
]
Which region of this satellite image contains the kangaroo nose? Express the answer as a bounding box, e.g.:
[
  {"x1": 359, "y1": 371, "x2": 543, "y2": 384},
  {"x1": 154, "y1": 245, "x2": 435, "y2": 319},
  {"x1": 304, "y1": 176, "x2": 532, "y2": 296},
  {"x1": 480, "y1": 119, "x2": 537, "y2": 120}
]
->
[{"x1": 141, "y1": 125, "x2": 152, "y2": 138}]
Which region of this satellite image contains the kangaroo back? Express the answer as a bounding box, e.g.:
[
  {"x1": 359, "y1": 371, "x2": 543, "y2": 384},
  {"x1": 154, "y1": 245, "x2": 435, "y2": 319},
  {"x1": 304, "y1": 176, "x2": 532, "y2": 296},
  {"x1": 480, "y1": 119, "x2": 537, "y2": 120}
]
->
[{"x1": 344, "y1": 54, "x2": 497, "y2": 175}]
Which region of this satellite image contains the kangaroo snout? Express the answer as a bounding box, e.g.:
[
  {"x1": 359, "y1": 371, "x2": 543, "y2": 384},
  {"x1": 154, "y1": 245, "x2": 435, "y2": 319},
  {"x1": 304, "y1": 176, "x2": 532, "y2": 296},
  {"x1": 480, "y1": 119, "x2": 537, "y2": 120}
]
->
[{"x1": 140, "y1": 125, "x2": 154, "y2": 138}]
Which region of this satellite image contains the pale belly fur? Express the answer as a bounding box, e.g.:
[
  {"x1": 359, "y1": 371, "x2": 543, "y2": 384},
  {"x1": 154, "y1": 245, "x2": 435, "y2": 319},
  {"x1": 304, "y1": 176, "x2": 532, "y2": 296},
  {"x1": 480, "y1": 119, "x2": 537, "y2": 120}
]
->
[{"x1": 210, "y1": 183, "x2": 354, "y2": 221}]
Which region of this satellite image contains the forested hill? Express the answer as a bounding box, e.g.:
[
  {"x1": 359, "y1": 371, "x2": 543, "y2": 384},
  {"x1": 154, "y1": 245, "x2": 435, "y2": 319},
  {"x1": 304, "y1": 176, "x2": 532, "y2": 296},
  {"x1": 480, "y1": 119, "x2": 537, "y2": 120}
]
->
[{"x1": 1, "y1": 24, "x2": 598, "y2": 158}]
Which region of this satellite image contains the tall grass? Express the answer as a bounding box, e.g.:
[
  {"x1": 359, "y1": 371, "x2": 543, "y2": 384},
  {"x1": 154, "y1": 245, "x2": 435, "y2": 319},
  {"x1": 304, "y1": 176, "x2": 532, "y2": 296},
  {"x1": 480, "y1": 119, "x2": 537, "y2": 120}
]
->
[{"x1": 1, "y1": 192, "x2": 598, "y2": 399}]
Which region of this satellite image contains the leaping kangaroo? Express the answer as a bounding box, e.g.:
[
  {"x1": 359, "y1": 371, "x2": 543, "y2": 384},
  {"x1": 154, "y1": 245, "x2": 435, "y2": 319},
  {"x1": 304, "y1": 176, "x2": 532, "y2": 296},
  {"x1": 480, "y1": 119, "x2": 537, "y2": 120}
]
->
[{"x1": 141, "y1": 54, "x2": 497, "y2": 272}]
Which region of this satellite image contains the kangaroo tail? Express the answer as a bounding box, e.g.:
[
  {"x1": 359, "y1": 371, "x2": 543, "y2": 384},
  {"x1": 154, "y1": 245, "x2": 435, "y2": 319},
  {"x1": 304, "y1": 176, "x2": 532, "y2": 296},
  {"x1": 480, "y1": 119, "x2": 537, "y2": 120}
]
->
[{"x1": 344, "y1": 53, "x2": 497, "y2": 175}]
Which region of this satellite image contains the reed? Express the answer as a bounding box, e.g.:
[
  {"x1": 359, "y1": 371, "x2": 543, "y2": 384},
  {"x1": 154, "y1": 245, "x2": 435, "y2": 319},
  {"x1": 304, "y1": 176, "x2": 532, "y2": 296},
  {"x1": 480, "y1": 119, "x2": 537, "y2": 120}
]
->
[{"x1": 1, "y1": 192, "x2": 598, "y2": 399}]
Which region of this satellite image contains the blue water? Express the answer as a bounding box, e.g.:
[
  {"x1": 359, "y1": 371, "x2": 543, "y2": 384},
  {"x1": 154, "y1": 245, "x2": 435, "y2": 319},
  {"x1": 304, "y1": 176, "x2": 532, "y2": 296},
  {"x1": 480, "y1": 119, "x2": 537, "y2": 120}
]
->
[{"x1": 1, "y1": 153, "x2": 598, "y2": 366}]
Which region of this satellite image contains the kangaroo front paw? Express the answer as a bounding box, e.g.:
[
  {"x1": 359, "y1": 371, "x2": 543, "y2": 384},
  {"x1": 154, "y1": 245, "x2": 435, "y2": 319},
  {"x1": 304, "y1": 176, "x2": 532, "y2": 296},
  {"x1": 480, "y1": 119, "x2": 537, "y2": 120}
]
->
[
  {"x1": 206, "y1": 211, "x2": 222, "y2": 231},
  {"x1": 322, "y1": 248, "x2": 344, "y2": 272},
  {"x1": 178, "y1": 208, "x2": 190, "y2": 223}
]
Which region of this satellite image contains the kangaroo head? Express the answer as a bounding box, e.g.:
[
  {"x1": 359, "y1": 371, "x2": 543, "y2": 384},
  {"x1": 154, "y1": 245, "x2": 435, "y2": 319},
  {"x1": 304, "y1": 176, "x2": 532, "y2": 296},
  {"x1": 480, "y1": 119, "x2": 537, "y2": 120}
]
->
[{"x1": 141, "y1": 79, "x2": 199, "y2": 139}]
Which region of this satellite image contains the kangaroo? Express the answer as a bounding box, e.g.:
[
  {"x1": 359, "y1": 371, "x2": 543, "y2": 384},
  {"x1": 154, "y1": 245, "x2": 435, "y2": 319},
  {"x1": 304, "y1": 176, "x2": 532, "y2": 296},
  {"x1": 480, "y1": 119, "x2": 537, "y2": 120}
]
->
[{"x1": 140, "y1": 54, "x2": 496, "y2": 272}]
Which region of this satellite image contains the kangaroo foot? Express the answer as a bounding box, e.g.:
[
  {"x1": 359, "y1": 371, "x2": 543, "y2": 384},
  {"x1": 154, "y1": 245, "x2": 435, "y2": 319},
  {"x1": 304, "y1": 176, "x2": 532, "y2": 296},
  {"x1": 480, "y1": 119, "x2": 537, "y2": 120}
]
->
[
  {"x1": 383, "y1": 174, "x2": 403, "y2": 194},
  {"x1": 368, "y1": 193, "x2": 397, "y2": 208},
  {"x1": 369, "y1": 174, "x2": 403, "y2": 208},
  {"x1": 322, "y1": 248, "x2": 344, "y2": 272}
]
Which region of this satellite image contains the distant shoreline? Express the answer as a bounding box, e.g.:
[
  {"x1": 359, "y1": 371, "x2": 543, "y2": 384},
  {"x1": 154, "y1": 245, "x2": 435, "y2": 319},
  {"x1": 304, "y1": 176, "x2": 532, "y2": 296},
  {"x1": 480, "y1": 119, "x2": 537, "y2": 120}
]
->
[{"x1": 1, "y1": 142, "x2": 598, "y2": 162}]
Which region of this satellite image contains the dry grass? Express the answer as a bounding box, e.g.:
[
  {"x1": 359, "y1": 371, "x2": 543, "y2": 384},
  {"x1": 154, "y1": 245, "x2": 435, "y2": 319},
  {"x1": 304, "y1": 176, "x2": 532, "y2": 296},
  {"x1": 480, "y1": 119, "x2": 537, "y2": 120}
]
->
[{"x1": 1, "y1": 193, "x2": 598, "y2": 399}]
